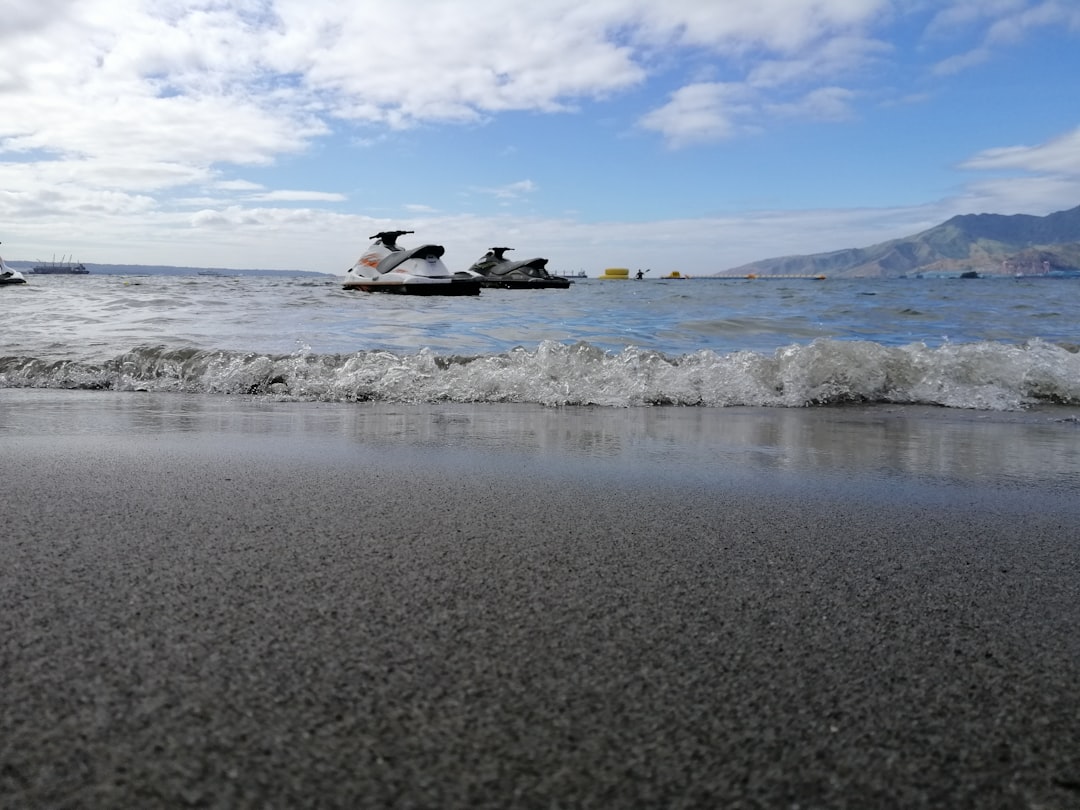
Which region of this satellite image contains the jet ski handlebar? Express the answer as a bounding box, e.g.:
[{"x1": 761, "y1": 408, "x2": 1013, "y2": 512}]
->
[{"x1": 370, "y1": 230, "x2": 415, "y2": 248}]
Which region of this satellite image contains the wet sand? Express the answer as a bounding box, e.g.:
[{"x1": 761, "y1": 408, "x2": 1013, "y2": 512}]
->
[{"x1": 2, "y1": 391, "x2": 1079, "y2": 808}]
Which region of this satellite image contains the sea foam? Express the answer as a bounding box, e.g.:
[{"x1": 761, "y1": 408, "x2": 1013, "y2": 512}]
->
[{"x1": 3, "y1": 338, "x2": 1079, "y2": 410}]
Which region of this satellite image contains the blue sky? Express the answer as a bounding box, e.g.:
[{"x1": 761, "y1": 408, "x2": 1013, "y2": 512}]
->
[{"x1": 1, "y1": 0, "x2": 1078, "y2": 275}]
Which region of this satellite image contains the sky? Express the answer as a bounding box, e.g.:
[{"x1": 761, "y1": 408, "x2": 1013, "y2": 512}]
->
[{"x1": 1, "y1": 0, "x2": 1079, "y2": 276}]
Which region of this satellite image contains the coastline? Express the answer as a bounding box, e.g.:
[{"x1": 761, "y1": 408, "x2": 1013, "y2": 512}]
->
[{"x1": 2, "y1": 390, "x2": 1079, "y2": 808}]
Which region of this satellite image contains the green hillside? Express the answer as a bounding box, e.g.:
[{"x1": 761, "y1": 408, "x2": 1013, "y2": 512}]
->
[{"x1": 722, "y1": 204, "x2": 1080, "y2": 278}]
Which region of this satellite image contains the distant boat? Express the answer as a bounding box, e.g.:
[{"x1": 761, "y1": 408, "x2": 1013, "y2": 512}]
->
[{"x1": 32, "y1": 255, "x2": 88, "y2": 275}]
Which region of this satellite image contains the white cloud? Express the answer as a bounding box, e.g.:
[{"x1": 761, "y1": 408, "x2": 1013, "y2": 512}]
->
[
  {"x1": 983, "y1": 0, "x2": 1080, "y2": 44},
  {"x1": 0, "y1": 0, "x2": 1077, "y2": 273},
  {"x1": 923, "y1": 0, "x2": 1027, "y2": 39},
  {"x1": 931, "y1": 48, "x2": 993, "y2": 75},
  {"x1": 632, "y1": 0, "x2": 887, "y2": 54},
  {"x1": 747, "y1": 35, "x2": 891, "y2": 89},
  {"x1": 640, "y1": 82, "x2": 857, "y2": 147},
  {"x1": 471, "y1": 180, "x2": 538, "y2": 200},
  {"x1": 952, "y1": 175, "x2": 1080, "y2": 216},
  {"x1": 636, "y1": 4, "x2": 889, "y2": 146},
  {"x1": 215, "y1": 179, "x2": 265, "y2": 192},
  {"x1": 0, "y1": 0, "x2": 898, "y2": 172},
  {"x1": 252, "y1": 190, "x2": 346, "y2": 202},
  {"x1": 264, "y1": 0, "x2": 647, "y2": 126},
  {"x1": 930, "y1": 0, "x2": 1080, "y2": 74},
  {"x1": 638, "y1": 83, "x2": 750, "y2": 146},
  {"x1": 0, "y1": 0, "x2": 1048, "y2": 181},
  {"x1": 960, "y1": 127, "x2": 1080, "y2": 176},
  {"x1": 767, "y1": 86, "x2": 857, "y2": 121}
]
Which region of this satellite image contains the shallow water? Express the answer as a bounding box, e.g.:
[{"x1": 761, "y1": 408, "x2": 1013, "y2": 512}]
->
[{"x1": 3, "y1": 273, "x2": 1080, "y2": 409}]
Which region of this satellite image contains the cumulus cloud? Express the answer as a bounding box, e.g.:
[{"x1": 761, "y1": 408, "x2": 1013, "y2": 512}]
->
[
  {"x1": 638, "y1": 83, "x2": 750, "y2": 146},
  {"x1": 0, "y1": 0, "x2": 895, "y2": 174},
  {"x1": 635, "y1": 4, "x2": 889, "y2": 146},
  {"x1": 0, "y1": 0, "x2": 1050, "y2": 178},
  {"x1": 264, "y1": 0, "x2": 647, "y2": 126},
  {"x1": 0, "y1": 0, "x2": 1076, "y2": 270}
]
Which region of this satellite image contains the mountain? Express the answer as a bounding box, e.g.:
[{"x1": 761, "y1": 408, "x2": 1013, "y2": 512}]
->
[{"x1": 721, "y1": 204, "x2": 1080, "y2": 278}]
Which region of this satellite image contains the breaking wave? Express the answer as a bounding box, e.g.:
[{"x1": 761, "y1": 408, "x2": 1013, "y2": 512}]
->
[{"x1": 3, "y1": 338, "x2": 1080, "y2": 411}]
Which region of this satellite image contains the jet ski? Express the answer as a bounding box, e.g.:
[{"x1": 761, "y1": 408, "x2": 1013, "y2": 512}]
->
[
  {"x1": 343, "y1": 231, "x2": 481, "y2": 295},
  {"x1": 458, "y1": 247, "x2": 571, "y2": 289},
  {"x1": 0, "y1": 244, "x2": 27, "y2": 285}
]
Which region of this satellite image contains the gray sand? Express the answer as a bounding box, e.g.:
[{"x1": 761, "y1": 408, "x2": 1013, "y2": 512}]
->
[{"x1": 2, "y1": 391, "x2": 1079, "y2": 808}]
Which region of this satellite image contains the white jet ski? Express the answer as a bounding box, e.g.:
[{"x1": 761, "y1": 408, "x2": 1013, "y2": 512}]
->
[
  {"x1": 0, "y1": 244, "x2": 27, "y2": 285},
  {"x1": 343, "y1": 231, "x2": 481, "y2": 295}
]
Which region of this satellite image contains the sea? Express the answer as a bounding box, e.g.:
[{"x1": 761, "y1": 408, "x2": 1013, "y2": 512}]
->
[{"x1": 2, "y1": 272, "x2": 1080, "y2": 411}]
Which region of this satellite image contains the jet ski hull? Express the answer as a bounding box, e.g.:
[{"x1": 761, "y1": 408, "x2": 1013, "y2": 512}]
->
[
  {"x1": 477, "y1": 277, "x2": 571, "y2": 290},
  {"x1": 344, "y1": 278, "x2": 481, "y2": 295}
]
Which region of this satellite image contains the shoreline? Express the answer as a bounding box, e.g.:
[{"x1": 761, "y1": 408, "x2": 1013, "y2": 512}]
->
[{"x1": 2, "y1": 391, "x2": 1079, "y2": 807}]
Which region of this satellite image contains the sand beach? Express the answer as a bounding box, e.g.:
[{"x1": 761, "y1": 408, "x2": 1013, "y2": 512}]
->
[{"x1": 2, "y1": 390, "x2": 1079, "y2": 808}]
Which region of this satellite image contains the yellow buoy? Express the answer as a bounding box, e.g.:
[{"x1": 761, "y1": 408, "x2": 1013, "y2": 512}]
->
[{"x1": 598, "y1": 267, "x2": 630, "y2": 280}]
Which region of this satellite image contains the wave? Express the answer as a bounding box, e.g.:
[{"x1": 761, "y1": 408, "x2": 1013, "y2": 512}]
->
[{"x1": 2, "y1": 339, "x2": 1079, "y2": 410}]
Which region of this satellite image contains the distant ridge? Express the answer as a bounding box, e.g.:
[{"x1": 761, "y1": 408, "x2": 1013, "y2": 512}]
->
[
  {"x1": 721, "y1": 204, "x2": 1080, "y2": 278},
  {"x1": 5, "y1": 261, "x2": 331, "y2": 277}
]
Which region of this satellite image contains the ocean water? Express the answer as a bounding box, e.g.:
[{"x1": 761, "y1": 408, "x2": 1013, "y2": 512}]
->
[{"x1": 3, "y1": 272, "x2": 1080, "y2": 410}]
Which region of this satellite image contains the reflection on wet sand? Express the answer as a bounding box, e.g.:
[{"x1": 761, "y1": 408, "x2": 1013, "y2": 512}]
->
[{"x1": 4, "y1": 390, "x2": 1079, "y2": 490}]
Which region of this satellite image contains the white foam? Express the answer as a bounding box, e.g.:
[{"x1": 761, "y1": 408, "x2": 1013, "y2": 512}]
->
[{"x1": 3, "y1": 338, "x2": 1079, "y2": 410}]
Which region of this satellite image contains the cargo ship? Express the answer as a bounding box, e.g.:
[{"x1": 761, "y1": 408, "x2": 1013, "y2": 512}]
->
[{"x1": 32, "y1": 256, "x2": 89, "y2": 274}]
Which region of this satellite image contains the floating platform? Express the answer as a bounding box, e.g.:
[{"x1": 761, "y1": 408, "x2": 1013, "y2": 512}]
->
[{"x1": 598, "y1": 267, "x2": 630, "y2": 280}]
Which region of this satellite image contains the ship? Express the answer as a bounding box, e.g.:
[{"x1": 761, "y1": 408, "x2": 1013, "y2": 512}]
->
[{"x1": 32, "y1": 255, "x2": 89, "y2": 275}]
